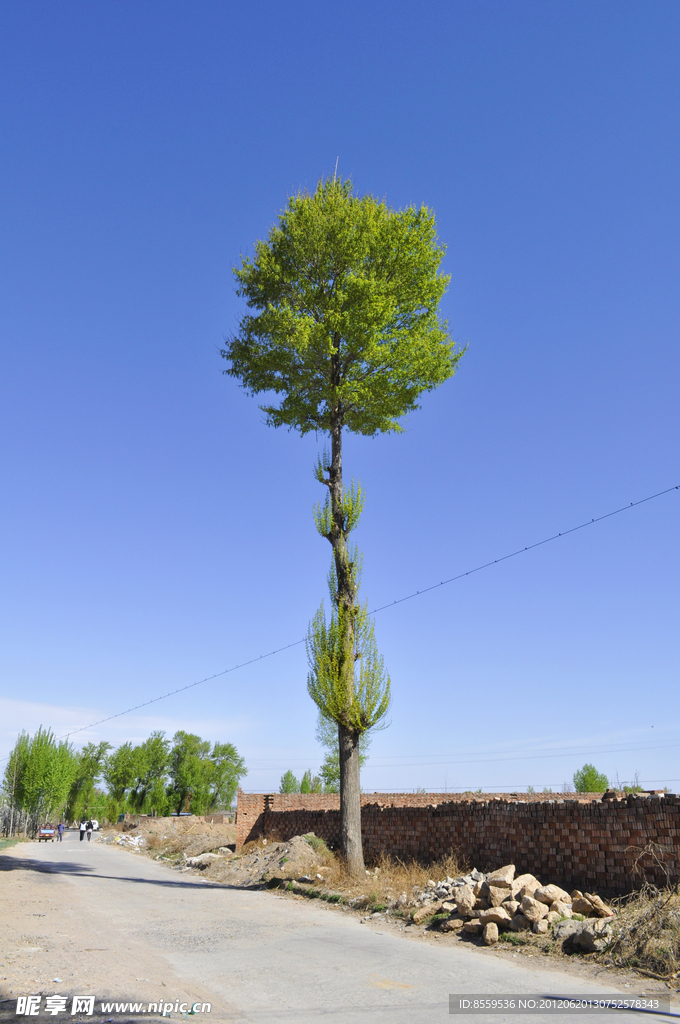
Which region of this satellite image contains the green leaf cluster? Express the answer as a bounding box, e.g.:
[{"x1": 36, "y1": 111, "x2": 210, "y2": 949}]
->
[
  {"x1": 156, "y1": 731, "x2": 247, "y2": 815},
  {"x1": 573, "y1": 763, "x2": 610, "y2": 793},
  {"x1": 223, "y1": 176, "x2": 462, "y2": 437},
  {"x1": 306, "y1": 594, "x2": 390, "y2": 735},
  {"x1": 313, "y1": 454, "x2": 365, "y2": 541},
  {"x1": 66, "y1": 741, "x2": 112, "y2": 821}
]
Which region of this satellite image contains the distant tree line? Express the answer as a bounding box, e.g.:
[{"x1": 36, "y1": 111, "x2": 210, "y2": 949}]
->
[{"x1": 2, "y1": 727, "x2": 246, "y2": 835}]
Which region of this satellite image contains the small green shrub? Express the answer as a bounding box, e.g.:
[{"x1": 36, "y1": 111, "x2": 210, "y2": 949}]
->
[
  {"x1": 303, "y1": 833, "x2": 330, "y2": 856},
  {"x1": 573, "y1": 763, "x2": 609, "y2": 792}
]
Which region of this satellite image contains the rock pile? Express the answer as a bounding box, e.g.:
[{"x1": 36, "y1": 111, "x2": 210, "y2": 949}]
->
[
  {"x1": 99, "y1": 833, "x2": 146, "y2": 849},
  {"x1": 412, "y1": 864, "x2": 615, "y2": 947}
]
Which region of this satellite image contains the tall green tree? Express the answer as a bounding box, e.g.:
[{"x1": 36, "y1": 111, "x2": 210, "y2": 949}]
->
[
  {"x1": 223, "y1": 176, "x2": 462, "y2": 873},
  {"x1": 200, "y1": 742, "x2": 247, "y2": 812},
  {"x1": 167, "y1": 732, "x2": 246, "y2": 814},
  {"x1": 279, "y1": 770, "x2": 300, "y2": 793},
  {"x1": 168, "y1": 732, "x2": 211, "y2": 814},
  {"x1": 102, "y1": 742, "x2": 139, "y2": 817},
  {"x1": 300, "y1": 769, "x2": 323, "y2": 793},
  {"x1": 3, "y1": 732, "x2": 30, "y2": 834},
  {"x1": 65, "y1": 741, "x2": 111, "y2": 821},
  {"x1": 129, "y1": 731, "x2": 171, "y2": 814},
  {"x1": 2, "y1": 728, "x2": 77, "y2": 831}
]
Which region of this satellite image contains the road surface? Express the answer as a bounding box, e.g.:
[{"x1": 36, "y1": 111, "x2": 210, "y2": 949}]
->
[{"x1": 0, "y1": 832, "x2": 672, "y2": 1023}]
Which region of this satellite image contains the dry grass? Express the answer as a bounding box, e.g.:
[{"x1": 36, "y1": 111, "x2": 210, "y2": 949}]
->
[
  {"x1": 302, "y1": 845, "x2": 468, "y2": 909},
  {"x1": 519, "y1": 884, "x2": 680, "y2": 983},
  {"x1": 598, "y1": 885, "x2": 680, "y2": 981},
  {"x1": 240, "y1": 832, "x2": 283, "y2": 855}
]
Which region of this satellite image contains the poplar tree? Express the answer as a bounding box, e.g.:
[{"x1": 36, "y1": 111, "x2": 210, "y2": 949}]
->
[{"x1": 223, "y1": 176, "x2": 462, "y2": 872}]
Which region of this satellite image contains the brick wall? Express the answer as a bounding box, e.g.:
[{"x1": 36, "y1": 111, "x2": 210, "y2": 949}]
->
[{"x1": 235, "y1": 790, "x2": 679, "y2": 895}]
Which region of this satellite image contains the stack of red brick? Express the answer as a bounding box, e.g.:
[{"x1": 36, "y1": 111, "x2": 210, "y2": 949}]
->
[{"x1": 235, "y1": 790, "x2": 678, "y2": 895}]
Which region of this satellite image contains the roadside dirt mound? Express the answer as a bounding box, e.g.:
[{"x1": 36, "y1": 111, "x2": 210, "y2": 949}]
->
[
  {"x1": 100, "y1": 819, "x2": 236, "y2": 859},
  {"x1": 199, "y1": 836, "x2": 323, "y2": 887}
]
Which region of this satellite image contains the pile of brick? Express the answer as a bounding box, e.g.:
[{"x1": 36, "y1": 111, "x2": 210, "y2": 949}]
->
[{"x1": 413, "y1": 863, "x2": 614, "y2": 947}]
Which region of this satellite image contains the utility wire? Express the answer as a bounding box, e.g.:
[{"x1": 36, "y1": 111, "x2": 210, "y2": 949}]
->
[
  {"x1": 243, "y1": 740, "x2": 680, "y2": 771},
  {"x1": 7, "y1": 481, "x2": 680, "y2": 751},
  {"x1": 240, "y1": 736, "x2": 670, "y2": 765},
  {"x1": 370, "y1": 482, "x2": 679, "y2": 613}
]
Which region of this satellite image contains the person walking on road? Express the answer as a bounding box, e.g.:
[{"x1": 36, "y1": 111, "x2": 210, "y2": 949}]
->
[
  {"x1": 79, "y1": 821, "x2": 86, "y2": 842},
  {"x1": 86, "y1": 820, "x2": 93, "y2": 841},
  {"x1": 57, "y1": 822, "x2": 65, "y2": 842}
]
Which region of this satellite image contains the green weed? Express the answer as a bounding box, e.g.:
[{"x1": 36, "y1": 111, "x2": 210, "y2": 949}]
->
[{"x1": 499, "y1": 932, "x2": 528, "y2": 945}]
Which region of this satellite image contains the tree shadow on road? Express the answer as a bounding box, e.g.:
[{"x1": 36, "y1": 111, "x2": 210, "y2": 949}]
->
[{"x1": 0, "y1": 852, "x2": 239, "y2": 891}]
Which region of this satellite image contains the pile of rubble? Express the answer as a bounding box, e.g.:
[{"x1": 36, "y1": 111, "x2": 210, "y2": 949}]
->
[
  {"x1": 99, "y1": 833, "x2": 146, "y2": 849},
  {"x1": 412, "y1": 863, "x2": 615, "y2": 950}
]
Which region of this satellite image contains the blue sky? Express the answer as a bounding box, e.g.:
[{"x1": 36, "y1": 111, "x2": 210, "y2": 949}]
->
[{"x1": 1, "y1": 1, "x2": 678, "y2": 793}]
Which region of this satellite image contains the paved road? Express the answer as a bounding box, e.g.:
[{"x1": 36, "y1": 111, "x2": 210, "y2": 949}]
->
[{"x1": 0, "y1": 833, "x2": 672, "y2": 1024}]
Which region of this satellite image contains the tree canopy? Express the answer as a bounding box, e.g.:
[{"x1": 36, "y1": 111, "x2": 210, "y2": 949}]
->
[{"x1": 222, "y1": 176, "x2": 462, "y2": 437}]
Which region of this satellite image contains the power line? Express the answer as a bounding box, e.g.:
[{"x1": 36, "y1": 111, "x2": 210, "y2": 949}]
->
[
  {"x1": 4, "y1": 480, "x2": 679, "y2": 754},
  {"x1": 239, "y1": 736, "x2": 672, "y2": 765},
  {"x1": 243, "y1": 740, "x2": 680, "y2": 771},
  {"x1": 370, "y1": 482, "x2": 680, "y2": 614}
]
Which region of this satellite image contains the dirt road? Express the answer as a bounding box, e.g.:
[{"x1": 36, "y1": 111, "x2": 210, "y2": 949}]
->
[{"x1": 0, "y1": 833, "x2": 672, "y2": 1023}]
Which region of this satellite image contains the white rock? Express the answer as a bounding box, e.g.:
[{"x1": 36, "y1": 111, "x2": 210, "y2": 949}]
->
[
  {"x1": 533, "y1": 884, "x2": 571, "y2": 905},
  {"x1": 486, "y1": 864, "x2": 515, "y2": 887},
  {"x1": 479, "y1": 906, "x2": 511, "y2": 925},
  {"x1": 520, "y1": 896, "x2": 550, "y2": 922},
  {"x1": 511, "y1": 874, "x2": 541, "y2": 898},
  {"x1": 454, "y1": 885, "x2": 476, "y2": 917}
]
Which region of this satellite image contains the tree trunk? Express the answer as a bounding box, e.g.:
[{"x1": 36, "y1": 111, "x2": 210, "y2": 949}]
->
[
  {"x1": 328, "y1": 351, "x2": 365, "y2": 874},
  {"x1": 338, "y1": 723, "x2": 364, "y2": 874}
]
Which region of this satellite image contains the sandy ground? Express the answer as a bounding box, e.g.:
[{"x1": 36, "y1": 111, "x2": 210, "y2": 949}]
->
[{"x1": 0, "y1": 833, "x2": 676, "y2": 1024}]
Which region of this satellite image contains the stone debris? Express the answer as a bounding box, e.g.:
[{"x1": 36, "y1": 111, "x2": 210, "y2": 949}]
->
[
  {"x1": 99, "y1": 833, "x2": 146, "y2": 848},
  {"x1": 552, "y1": 916, "x2": 614, "y2": 952},
  {"x1": 412, "y1": 863, "x2": 616, "y2": 947},
  {"x1": 412, "y1": 902, "x2": 443, "y2": 925},
  {"x1": 184, "y1": 852, "x2": 223, "y2": 869},
  {"x1": 571, "y1": 890, "x2": 615, "y2": 917},
  {"x1": 520, "y1": 895, "x2": 550, "y2": 922},
  {"x1": 172, "y1": 834, "x2": 324, "y2": 889},
  {"x1": 533, "y1": 884, "x2": 570, "y2": 905},
  {"x1": 486, "y1": 864, "x2": 515, "y2": 887}
]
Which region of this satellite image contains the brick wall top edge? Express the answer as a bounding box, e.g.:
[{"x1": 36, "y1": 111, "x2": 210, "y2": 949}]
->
[
  {"x1": 237, "y1": 791, "x2": 628, "y2": 807},
  {"x1": 236, "y1": 790, "x2": 677, "y2": 812}
]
